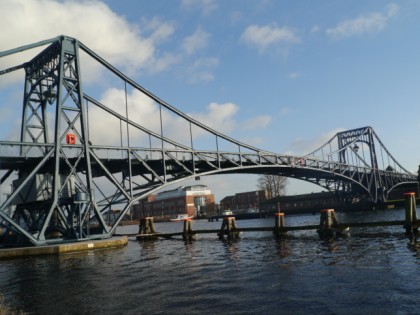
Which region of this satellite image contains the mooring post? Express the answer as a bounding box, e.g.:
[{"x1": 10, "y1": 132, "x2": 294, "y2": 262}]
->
[
  {"x1": 137, "y1": 217, "x2": 158, "y2": 240},
  {"x1": 404, "y1": 192, "x2": 418, "y2": 234},
  {"x1": 317, "y1": 209, "x2": 348, "y2": 236},
  {"x1": 182, "y1": 218, "x2": 196, "y2": 241},
  {"x1": 218, "y1": 216, "x2": 240, "y2": 240},
  {"x1": 273, "y1": 212, "x2": 286, "y2": 238},
  {"x1": 319, "y1": 209, "x2": 333, "y2": 233}
]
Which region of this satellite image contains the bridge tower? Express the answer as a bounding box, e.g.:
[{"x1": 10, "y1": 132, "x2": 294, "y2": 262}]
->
[
  {"x1": 337, "y1": 127, "x2": 383, "y2": 201},
  {"x1": 0, "y1": 36, "x2": 417, "y2": 246},
  {"x1": 6, "y1": 36, "x2": 106, "y2": 245}
]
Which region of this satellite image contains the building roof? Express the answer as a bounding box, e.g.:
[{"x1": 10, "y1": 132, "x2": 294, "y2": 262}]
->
[{"x1": 153, "y1": 185, "x2": 212, "y2": 201}]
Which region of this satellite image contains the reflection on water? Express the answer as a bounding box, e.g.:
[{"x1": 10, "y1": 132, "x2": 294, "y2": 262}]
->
[{"x1": 2, "y1": 208, "x2": 420, "y2": 314}]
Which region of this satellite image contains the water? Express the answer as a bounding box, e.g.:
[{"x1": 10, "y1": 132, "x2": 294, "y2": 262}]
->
[{"x1": 2, "y1": 209, "x2": 420, "y2": 314}]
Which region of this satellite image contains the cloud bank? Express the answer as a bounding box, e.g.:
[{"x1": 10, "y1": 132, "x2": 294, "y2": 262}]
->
[
  {"x1": 0, "y1": 0, "x2": 175, "y2": 73},
  {"x1": 241, "y1": 23, "x2": 300, "y2": 53},
  {"x1": 326, "y1": 4, "x2": 399, "y2": 39}
]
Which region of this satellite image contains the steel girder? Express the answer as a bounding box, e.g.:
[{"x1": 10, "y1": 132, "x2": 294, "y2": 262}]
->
[
  {"x1": 0, "y1": 36, "x2": 417, "y2": 246},
  {"x1": 0, "y1": 37, "x2": 111, "y2": 245}
]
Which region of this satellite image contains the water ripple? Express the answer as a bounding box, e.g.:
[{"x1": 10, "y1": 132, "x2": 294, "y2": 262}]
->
[{"x1": 2, "y1": 210, "x2": 420, "y2": 314}]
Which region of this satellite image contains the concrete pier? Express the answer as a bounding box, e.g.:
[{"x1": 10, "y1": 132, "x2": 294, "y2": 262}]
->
[{"x1": 0, "y1": 236, "x2": 128, "y2": 259}]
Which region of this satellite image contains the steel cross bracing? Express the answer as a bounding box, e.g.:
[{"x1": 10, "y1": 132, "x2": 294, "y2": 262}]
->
[{"x1": 0, "y1": 36, "x2": 416, "y2": 246}]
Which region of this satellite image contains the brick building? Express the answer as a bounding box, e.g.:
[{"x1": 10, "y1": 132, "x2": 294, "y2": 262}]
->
[
  {"x1": 220, "y1": 190, "x2": 342, "y2": 215},
  {"x1": 259, "y1": 191, "x2": 340, "y2": 213},
  {"x1": 132, "y1": 185, "x2": 215, "y2": 221},
  {"x1": 220, "y1": 190, "x2": 268, "y2": 212}
]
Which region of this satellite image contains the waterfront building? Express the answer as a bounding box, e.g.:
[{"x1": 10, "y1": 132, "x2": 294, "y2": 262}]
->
[
  {"x1": 259, "y1": 191, "x2": 341, "y2": 213},
  {"x1": 132, "y1": 185, "x2": 215, "y2": 220},
  {"x1": 220, "y1": 190, "x2": 268, "y2": 213},
  {"x1": 220, "y1": 190, "x2": 342, "y2": 214}
]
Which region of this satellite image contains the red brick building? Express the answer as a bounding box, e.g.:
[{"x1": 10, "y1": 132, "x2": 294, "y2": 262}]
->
[
  {"x1": 220, "y1": 190, "x2": 268, "y2": 212},
  {"x1": 132, "y1": 185, "x2": 215, "y2": 221},
  {"x1": 259, "y1": 191, "x2": 340, "y2": 213}
]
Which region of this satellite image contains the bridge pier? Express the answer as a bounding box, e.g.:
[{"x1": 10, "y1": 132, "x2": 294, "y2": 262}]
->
[
  {"x1": 404, "y1": 192, "x2": 419, "y2": 235},
  {"x1": 218, "y1": 217, "x2": 240, "y2": 240},
  {"x1": 182, "y1": 219, "x2": 196, "y2": 241},
  {"x1": 273, "y1": 213, "x2": 287, "y2": 238},
  {"x1": 317, "y1": 209, "x2": 349, "y2": 237}
]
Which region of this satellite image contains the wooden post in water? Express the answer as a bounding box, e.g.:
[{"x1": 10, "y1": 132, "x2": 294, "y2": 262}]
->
[
  {"x1": 404, "y1": 192, "x2": 418, "y2": 234},
  {"x1": 273, "y1": 213, "x2": 287, "y2": 238},
  {"x1": 317, "y1": 209, "x2": 348, "y2": 236},
  {"x1": 137, "y1": 217, "x2": 158, "y2": 240},
  {"x1": 218, "y1": 217, "x2": 240, "y2": 240},
  {"x1": 182, "y1": 218, "x2": 196, "y2": 241}
]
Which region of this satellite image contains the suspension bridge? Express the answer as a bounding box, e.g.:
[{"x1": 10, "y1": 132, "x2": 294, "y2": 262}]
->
[{"x1": 0, "y1": 36, "x2": 416, "y2": 246}]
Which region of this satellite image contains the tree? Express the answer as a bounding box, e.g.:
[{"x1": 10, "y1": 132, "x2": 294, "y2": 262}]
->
[{"x1": 257, "y1": 174, "x2": 288, "y2": 199}]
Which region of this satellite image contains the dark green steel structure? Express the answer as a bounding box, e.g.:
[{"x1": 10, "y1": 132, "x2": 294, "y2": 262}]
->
[{"x1": 0, "y1": 36, "x2": 416, "y2": 246}]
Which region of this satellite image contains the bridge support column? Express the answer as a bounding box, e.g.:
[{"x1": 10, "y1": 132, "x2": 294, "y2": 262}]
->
[
  {"x1": 218, "y1": 217, "x2": 240, "y2": 240},
  {"x1": 404, "y1": 192, "x2": 418, "y2": 235},
  {"x1": 317, "y1": 209, "x2": 349, "y2": 237},
  {"x1": 136, "y1": 217, "x2": 158, "y2": 240},
  {"x1": 182, "y1": 219, "x2": 196, "y2": 241},
  {"x1": 273, "y1": 213, "x2": 287, "y2": 238}
]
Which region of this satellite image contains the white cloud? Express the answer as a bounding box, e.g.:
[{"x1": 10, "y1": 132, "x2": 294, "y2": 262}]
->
[
  {"x1": 310, "y1": 25, "x2": 321, "y2": 33},
  {"x1": 287, "y1": 128, "x2": 345, "y2": 156},
  {"x1": 0, "y1": 0, "x2": 221, "y2": 87},
  {"x1": 181, "y1": 0, "x2": 218, "y2": 15},
  {"x1": 230, "y1": 11, "x2": 243, "y2": 25},
  {"x1": 243, "y1": 115, "x2": 272, "y2": 130},
  {"x1": 150, "y1": 53, "x2": 180, "y2": 74},
  {"x1": 385, "y1": 3, "x2": 400, "y2": 17},
  {"x1": 326, "y1": 4, "x2": 399, "y2": 40},
  {"x1": 143, "y1": 17, "x2": 176, "y2": 44},
  {"x1": 288, "y1": 72, "x2": 301, "y2": 79},
  {"x1": 190, "y1": 102, "x2": 239, "y2": 134},
  {"x1": 185, "y1": 57, "x2": 219, "y2": 83},
  {"x1": 280, "y1": 107, "x2": 292, "y2": 116},
  {"x1": 89, "y1": 88, "x2": 160, "y2": 146},
  {"x1": 88, "y1": 87, "x2": 241, "y2": 148},
  {"x1": 0, "y1": 0, "x2": 175, "y2": 86},
  {"x1": 182, "y1": 27, "x2": 210, "y2": 55},
  {"x1": 241, "y1": 23, "x2": 300, "y2": 53}
]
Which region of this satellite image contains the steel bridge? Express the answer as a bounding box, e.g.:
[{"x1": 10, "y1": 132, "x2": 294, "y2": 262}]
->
[{"x1": 0, "y1": 36, "x2": 416, "y2": 246}]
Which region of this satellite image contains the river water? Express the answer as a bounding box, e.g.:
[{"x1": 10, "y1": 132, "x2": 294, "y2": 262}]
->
[{"x1": 1, "y1": 208, "x2": 420, "y2": 314}]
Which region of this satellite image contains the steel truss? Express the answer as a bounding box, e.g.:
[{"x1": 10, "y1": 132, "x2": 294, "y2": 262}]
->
[
  {"x1": 0, "y1": 36, "x2": 416, "y2": 246},
  {"x1": 304, "y1": 126, "x2": 417, "y2": 202}
]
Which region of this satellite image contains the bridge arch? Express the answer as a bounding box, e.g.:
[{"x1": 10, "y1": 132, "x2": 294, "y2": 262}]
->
[{"x1": 0, "y1": 36, "x2": 416, "y2": 245}]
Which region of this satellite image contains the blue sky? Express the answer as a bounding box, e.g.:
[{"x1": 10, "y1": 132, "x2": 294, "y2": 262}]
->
[{"x1": 1, "y1": 0, "x2": 420, "y2": 202}]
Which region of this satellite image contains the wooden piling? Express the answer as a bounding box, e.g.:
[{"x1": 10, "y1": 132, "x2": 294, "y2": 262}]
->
[
  {"x1": 404, "y1": 192, "x2": 418, "y2": 234},
  {"x1": 136, "y1": 217, "x2": 158, "y2": 240},
  {"x1": 218, "y1": 217, "x2": 240, "y2": 240},
  {"x1": 182, "y1": 218, "x2": 196, "y2": 241},
  {"x1": 273, "y1": 213, "x2": 287, "y2": 238},
  {"x1": 317, "y1": 209, "x2": 349, "y2": 236}
]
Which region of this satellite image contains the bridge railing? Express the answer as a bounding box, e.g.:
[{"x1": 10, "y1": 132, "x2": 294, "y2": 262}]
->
[
  {"x1": 0, "y1": 141, "x2": 411, "y2": 181},
  {"x1": 0, "y1": 141, "x2": 54, "y2": 158}
]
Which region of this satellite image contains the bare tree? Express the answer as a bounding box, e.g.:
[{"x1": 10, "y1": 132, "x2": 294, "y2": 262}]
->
[{"x1": 257, "y1": 175, "x2": 288, "y2": 199}]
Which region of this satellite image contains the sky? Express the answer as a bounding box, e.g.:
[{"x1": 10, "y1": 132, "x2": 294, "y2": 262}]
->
[{"x1": 0, "y1": 0, "x2": 420, "y2": 202}]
